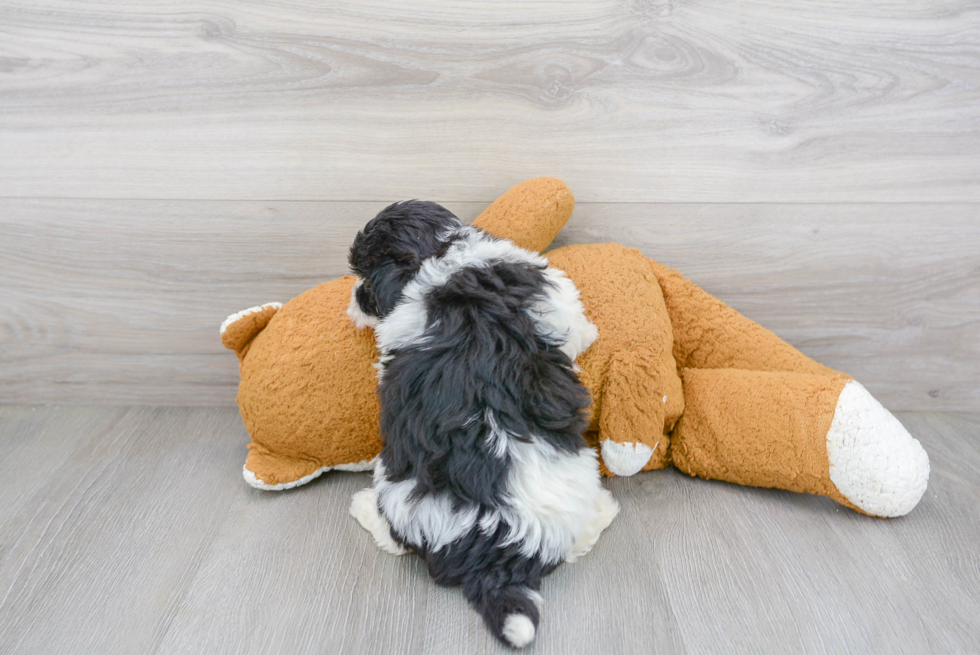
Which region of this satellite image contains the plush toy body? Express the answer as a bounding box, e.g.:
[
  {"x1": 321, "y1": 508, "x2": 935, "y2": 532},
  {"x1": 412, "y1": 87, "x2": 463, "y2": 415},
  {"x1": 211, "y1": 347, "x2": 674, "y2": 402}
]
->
[{"x1": 221, "y1": 178, "x2": 929, "y2": 517}]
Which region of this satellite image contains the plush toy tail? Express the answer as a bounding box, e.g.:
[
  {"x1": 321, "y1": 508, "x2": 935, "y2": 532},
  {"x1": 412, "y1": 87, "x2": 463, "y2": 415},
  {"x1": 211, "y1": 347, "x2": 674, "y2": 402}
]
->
[{"x1": 219, "y1": 302, "x2": 282, "y2": 359}]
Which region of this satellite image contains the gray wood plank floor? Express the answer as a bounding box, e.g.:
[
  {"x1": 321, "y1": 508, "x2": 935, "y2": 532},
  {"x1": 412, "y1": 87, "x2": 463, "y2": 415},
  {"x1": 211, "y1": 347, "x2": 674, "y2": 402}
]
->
[{"x1": 0, "y1": 405, "x2": 977, "y2": 654}]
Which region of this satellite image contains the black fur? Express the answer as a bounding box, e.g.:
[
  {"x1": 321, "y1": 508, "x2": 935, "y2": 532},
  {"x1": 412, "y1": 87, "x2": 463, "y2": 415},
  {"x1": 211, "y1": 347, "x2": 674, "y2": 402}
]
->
[
  {"x1": 434, "y1": 521, "x2": 553, "y2": 646},
  {"x1": 348, "y1": 200, "x2": 462, "y2": 319},
  {"x1": 349, "y1": 201, "x2": 593, "y2": 648},
  {"x1": 378, "y1": 260, "x2": 589, "y2": 500}
]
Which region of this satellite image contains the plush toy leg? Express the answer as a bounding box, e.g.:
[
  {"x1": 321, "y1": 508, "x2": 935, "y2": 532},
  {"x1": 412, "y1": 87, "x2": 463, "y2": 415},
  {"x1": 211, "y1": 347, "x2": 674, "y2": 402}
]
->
[
  {"x1": 649, "y1": 261, "x2": 841, "y2": 377},
  {"x1": 598, "y1": 350, "x2": 683, "y2": 476},
  {"x1": 671, "y1": 368, "x2": 929, "y2": 517}
]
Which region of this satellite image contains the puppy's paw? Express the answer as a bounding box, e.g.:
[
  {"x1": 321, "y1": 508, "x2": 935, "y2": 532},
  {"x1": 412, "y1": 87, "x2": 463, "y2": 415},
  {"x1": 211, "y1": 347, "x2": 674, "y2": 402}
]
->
[
  {"x1": 566, "y1": 489, "x2": 620, "y2": 563},
  {"x1": 595, "y1": 488, "x2": 621, "y2": 529},
  {"x1": 350, "y1": 488, "x2": 410, "y2": 556},
  {"x1": 349, "y1": 488, "x2": 379, "y2": 530}
]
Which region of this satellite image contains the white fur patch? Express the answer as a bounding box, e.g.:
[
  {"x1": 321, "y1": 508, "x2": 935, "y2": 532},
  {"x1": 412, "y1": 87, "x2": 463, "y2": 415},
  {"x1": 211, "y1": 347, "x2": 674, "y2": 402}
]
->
[
  {"x1": 502, "y1": 613, "x2": 536, "y2": 648},
  {"x1": 374, "y1": 462, "x2": 481, "y2": 552},
  {"x1": 370, "y1": 226, "x2": 598, "y2": 376},
  {"x1": 600, "y1": 440, "x2": 655, "y2": 477},
  {"x1": 826, "y1": 381, "x2": 930, "y2": 517},
  {"x1": 374, "y1": 439, "x2": 617, "y2": 564},
  {"x1": 484, "y1": 409, "x2": 510, "y2": 459},
  {"x1": 347, "y1": 278, "x2": 380, "y2": 329},
  {"x1": 373, "y1": 293, "x2": 431, "y2": 355},
  {"x1": 350, "y1": 487, "x2": 411, "y2": 556},
  {"x1": 531, "y1": 266, "x2": 599, "y2": 361},
  {"x1": 565, "y1": 487, "x2": 619, "y2": 563},
  {"x1": 242, "y1": 458, "x2": 375, "y2": 491},
  {"x1": 479, "y1": 510, "x2": 502, "y2": 535},
  {"x1": 497, "y1": 440, "x2": 615, "y2": 563},
  {"x1": 220, "y1": 302, "x2": 282, "y2": 335}
]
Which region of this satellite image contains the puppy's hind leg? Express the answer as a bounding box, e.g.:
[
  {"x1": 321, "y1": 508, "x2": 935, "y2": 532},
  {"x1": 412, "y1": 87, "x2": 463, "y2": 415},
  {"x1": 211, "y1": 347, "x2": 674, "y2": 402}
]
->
[
  {"x1": 566, "y1": 488, "x2": 619, "y2": 563},
  {"x1": 350, "y1": 487, "x2": 410, "y2": 556}
]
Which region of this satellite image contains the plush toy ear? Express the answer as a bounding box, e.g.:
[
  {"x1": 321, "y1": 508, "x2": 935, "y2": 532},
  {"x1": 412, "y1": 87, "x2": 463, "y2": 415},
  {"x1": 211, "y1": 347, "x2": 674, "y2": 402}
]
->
[
  {"x1": 220, "y1": 302, "x2": 282, "y2": 359},
  {"x1": 471, "y1": 177, "x2": 574, "y2": 253}
]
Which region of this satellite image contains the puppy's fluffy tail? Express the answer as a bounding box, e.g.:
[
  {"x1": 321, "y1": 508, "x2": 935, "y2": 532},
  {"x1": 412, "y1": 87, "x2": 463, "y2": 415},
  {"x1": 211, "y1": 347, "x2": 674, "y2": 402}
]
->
[{"x1": 466, "y1": 582, "x2": 542, "y2": 649}]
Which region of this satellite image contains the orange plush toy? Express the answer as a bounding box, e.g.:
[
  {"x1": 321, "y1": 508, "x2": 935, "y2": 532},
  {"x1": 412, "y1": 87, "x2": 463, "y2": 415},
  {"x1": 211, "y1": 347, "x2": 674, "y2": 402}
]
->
[{"x1": 221, "y1": 178, "x2": 929, "y2": 518}]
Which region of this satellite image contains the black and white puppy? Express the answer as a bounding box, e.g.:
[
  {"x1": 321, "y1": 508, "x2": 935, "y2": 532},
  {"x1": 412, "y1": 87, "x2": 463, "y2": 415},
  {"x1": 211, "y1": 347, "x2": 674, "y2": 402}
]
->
[{"x1": 347, "y1": 200, "x2": 619, "y2": 649}]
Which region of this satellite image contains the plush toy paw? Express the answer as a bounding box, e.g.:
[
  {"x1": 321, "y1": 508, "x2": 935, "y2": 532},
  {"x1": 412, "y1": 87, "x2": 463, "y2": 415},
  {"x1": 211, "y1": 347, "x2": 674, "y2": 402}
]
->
[
  {"x1": 350, "y1": 488, "x2": 411, "y2": 556},
  {"x1": 826, "y1": 381, "x2": 930, "y2": 517},
  {"x1": 243, "y1": 442, "x2": 375, "y2": 491},
  {"x1": 566, "y1": 488, "x2": 620, "y2": 563},
  {"x1": 600, "y1": 440, "x2": 656, "y2": 477}
]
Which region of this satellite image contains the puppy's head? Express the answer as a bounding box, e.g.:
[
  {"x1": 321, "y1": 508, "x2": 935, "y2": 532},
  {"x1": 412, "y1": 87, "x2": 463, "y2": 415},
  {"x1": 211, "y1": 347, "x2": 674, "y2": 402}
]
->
[{"x1": 348, "y1": 200, "x2": 462, "y2": 324}]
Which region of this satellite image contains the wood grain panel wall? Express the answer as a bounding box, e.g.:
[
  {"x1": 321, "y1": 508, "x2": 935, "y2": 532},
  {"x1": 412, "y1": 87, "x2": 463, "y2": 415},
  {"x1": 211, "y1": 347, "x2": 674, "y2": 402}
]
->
[
  {"x1": 1, "y1": 198, "x2": 976, "y2": 410},
  {"x1": 1, "y1": 0, "x2": 977, "y2": 409},
  {"x1": 0, "y1": 0, "x2": 978, "y2": 202}
]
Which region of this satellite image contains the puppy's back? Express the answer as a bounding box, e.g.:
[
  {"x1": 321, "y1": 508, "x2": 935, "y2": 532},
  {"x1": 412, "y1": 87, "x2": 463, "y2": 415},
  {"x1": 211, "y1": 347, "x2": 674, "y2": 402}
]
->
[
  {"x1": 378, "y1": 258, "x2": 591, "y2": 501},
  {"x1": 370, "y1": 229, "x2": 608, "y2": 650}
]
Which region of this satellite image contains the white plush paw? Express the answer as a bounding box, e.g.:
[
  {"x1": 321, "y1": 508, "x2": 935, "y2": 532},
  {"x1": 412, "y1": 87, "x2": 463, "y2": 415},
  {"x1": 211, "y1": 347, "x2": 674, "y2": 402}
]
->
[
  {"x1": 350, "y1": 488, "x2": 410, "y2": 555},
  {"x1": 826, "y1": 381, "x2": 930, "y2": 517},
  {"x1": 600, "y1": 440, "x2": 654, "y2": 477},
  {"x1": 566, "y1": 488, "x2": 620, "y2": 563}
]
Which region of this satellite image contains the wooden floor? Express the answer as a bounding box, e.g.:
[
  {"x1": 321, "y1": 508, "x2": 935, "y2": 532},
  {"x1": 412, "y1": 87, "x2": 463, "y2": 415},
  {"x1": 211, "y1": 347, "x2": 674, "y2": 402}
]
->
[{"x1": 0, "y1": 404, "x2": 977, "y2": 654}]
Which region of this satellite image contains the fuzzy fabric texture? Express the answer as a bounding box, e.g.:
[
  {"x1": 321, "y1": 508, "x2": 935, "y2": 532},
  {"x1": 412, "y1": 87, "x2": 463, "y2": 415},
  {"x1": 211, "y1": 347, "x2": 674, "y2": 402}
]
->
[
  {"x1": 471, "y1": 176, "x2": 574, "y2": 253},
  {"x1": 671, "y1": 368, "x2": 856, "y2": 511},
  {"x1": 825, "y1": 381, "x2": 930, "y2": 517},
  {"x1": 221, "y1": 177, "x2": 929, "y2": 517},
  {"x1": 544, "y1": 244, "x2": 684, "y2": 474},
  {"x1": 231, "y1": 278, "x2": 382, "y2": 487}
]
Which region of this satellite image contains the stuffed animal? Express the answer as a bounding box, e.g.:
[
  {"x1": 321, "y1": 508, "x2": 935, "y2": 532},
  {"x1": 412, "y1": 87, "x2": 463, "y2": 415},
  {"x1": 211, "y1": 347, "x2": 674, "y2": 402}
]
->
[{"x1": 221, "y1": 178, "x2": 929, "y2": 517}]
